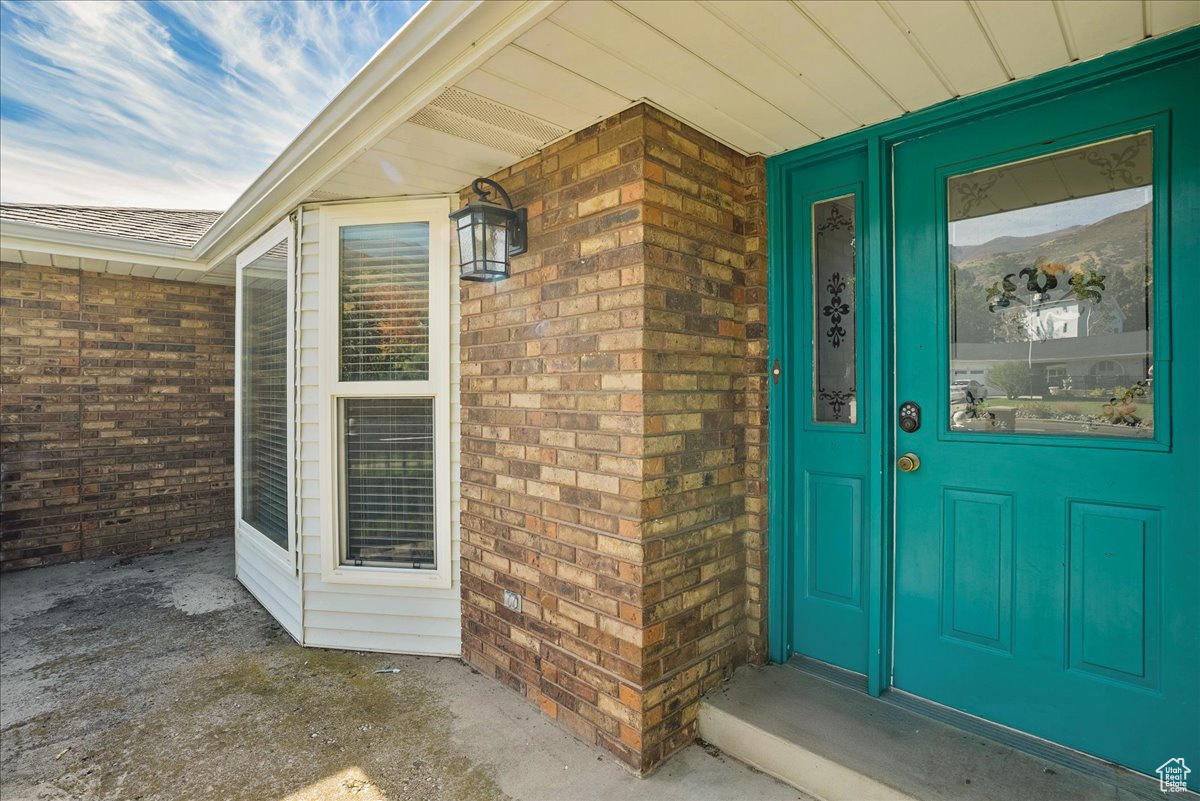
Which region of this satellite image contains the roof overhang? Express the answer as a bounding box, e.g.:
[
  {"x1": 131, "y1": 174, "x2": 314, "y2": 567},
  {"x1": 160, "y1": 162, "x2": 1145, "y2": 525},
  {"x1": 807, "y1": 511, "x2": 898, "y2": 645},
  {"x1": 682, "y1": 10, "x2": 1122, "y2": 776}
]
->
[
  {"x1": 3, "y1": 0, "x2": 561, "y2": 283},
  {"x1": 0, "y1": 220, "x2": 215, "y2": 282},
  {"x1": 194, "y1": 0, "x2": 562, "y2": 270},
  {"x1": 4, "y1": 1, "x2": 1197, "y2": 284}
]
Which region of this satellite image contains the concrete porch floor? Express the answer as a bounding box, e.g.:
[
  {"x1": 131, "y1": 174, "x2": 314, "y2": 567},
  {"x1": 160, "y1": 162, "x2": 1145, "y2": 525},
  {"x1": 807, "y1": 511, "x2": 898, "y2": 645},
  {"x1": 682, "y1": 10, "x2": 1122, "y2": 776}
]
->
[
  {"x1": 699, "y1": 663, "x2": 1166, "y2": 801},
  {"x1": 0, "y1": 540, "x2": 805, "y2": 801}
]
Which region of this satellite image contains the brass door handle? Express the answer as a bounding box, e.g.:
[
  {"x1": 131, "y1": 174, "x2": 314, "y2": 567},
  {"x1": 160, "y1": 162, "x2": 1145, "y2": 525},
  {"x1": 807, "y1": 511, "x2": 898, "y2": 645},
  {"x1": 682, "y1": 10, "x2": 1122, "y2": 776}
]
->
[{"x1": 897, "y1": 452, "x2": 921, "y2": 473}]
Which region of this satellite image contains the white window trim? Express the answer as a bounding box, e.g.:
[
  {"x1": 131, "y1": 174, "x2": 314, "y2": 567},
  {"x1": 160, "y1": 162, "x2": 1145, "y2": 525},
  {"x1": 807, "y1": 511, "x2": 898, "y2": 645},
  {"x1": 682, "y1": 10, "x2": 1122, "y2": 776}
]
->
[
  {"x1": 318, "y1": 198, "x2": 453, "y2": 589},
  {"x1": 234, "y1": 217, "x2": 296, "y2": 574}
]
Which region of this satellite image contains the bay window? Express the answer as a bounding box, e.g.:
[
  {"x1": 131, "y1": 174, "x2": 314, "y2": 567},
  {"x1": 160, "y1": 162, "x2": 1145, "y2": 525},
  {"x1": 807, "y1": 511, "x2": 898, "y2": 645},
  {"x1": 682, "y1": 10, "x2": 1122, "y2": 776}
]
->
[
  {"x1": 236, "y1": 219, "x2": 293, "y2": 557},
  {"x1": 319, "y1": 200, "x2": 451, "y2": 588}
]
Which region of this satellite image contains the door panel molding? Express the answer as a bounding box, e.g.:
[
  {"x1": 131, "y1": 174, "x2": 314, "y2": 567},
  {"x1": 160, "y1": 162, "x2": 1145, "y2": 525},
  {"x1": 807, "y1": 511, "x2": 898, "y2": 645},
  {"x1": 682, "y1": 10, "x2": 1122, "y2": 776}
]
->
[
  {"x1": 805, "y1": 472, "x2": 864, "y2": 608},
  {"x1": 1067, "y1": 500, "x2": 1161, "y2": 690},
  {"x1": 940, "y1": 488, "x2": 1014, "y2": 654}
]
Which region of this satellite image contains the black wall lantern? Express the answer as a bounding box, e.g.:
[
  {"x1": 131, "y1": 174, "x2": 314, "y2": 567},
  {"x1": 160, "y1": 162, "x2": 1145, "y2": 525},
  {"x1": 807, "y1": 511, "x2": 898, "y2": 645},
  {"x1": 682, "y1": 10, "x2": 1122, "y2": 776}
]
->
[{"x1": 450, "y1": 177, "x2": 527, "y2": 282}]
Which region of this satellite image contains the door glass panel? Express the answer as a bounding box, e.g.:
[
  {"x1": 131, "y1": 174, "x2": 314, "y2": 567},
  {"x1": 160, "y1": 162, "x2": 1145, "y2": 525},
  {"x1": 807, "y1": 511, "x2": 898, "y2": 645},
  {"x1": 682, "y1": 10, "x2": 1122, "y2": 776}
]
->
[
  {"x1": 813, "y1": 195, "x2": 858, "y2": 424},
  {"x1": 947, "y1": 133, "x2": 1154, "y2": 438}
]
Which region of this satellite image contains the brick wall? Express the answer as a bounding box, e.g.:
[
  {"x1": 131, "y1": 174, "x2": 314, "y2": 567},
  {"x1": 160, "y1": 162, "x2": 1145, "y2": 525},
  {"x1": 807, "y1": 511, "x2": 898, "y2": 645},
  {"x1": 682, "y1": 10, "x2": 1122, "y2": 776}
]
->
[
  {"x1": 458, "y1": 104, "x2": 768, "y2": 773},
  {"x1": 742, "y1": 155, "x2": 770, "y2": 664},
  {"x1": 0, "y1": 262, "x2": 234, "y2": 570},
  {"x1": 639, "y1": 108, "x2": 768, "y2": 761},
  {"x1": 459, "y1": 107, "x2": 651, "y2": 768}
]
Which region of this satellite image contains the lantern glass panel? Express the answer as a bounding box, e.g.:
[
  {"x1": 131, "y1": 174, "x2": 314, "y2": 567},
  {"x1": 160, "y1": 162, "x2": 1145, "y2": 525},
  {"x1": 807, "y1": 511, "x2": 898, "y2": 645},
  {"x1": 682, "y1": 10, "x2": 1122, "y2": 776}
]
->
[
  {"x1": 455, "y1": 217, "x2": 474, "y2": 271},
  {"x1": 473, "y1": 208, "x2": 489, "y2": 270},
  {"x1": 486, "y1": 212, "x2": 509, "y2": 263}
]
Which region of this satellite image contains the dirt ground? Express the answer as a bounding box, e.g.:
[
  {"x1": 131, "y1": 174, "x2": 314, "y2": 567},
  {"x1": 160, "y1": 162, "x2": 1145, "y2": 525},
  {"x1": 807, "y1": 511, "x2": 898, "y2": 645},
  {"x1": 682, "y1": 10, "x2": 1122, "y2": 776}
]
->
[{"x1": 0, "y1": 540, "x2": 803, "y2": 801}]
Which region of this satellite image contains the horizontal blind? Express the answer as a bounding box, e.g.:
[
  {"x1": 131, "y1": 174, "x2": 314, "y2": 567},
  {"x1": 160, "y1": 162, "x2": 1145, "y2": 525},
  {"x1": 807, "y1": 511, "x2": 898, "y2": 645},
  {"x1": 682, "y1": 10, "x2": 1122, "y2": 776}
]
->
[
  {"x1": 241, "y1": 247, "x2": 288, "y2": 547},
  {"x1": 340, "y1": 222, "x2": 430, "y2": 382},
  {"x1": 341, "y1": 398, "x2": 436, "y2": 568}
]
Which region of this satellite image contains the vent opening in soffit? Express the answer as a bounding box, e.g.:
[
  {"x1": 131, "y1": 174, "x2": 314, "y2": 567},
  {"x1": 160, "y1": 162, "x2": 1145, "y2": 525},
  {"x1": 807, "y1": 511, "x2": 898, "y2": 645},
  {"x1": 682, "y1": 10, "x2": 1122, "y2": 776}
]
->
[{"x1": 408, "y1": 87, "x2": 570, "y2": 157}]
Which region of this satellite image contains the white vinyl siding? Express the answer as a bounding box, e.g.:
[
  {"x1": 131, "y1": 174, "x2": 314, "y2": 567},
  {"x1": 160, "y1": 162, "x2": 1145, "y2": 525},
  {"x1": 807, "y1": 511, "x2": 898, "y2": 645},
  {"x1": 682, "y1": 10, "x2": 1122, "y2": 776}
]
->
[
  {"x1": 236, "y1": 529, "x2": 302, "y2": 639},
  {"x1": 296, "y1": 200, "x2": 462, "y2": 656}
]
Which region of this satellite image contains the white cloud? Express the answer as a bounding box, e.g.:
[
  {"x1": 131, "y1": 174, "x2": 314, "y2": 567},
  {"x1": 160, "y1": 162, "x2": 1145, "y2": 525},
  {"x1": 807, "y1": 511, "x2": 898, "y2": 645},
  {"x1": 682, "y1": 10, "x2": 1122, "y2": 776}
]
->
[{"x1": 0, "y1": 0, "x2": 422, "y2": 209}]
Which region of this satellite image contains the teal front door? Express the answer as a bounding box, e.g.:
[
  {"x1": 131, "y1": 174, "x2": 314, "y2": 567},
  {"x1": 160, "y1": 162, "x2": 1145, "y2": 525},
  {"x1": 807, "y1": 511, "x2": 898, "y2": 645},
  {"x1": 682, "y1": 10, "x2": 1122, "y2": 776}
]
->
[{"x1": 892, "y1": 57, "x2": 1199, "y2": 780}]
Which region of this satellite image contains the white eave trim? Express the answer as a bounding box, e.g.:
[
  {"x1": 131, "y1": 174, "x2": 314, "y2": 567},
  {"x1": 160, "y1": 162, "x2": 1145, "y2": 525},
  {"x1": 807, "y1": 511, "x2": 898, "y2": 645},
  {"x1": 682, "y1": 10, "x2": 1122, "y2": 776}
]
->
[
  {"x1": 194, "y1": 0, "x2": 561, "y2": 268},
  {"x1": 0, "y1": 220, "x2": 207, "y2": 273}
]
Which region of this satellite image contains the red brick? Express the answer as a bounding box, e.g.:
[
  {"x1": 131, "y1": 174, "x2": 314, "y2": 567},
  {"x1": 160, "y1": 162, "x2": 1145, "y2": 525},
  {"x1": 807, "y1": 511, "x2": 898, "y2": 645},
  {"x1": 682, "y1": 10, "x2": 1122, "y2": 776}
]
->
[
  {"x1": 459, "y1": 104, "x2": 768, "y2": 774},
  {"x1": 1, "y1": 263, "x2": 233, "y2": 570}
]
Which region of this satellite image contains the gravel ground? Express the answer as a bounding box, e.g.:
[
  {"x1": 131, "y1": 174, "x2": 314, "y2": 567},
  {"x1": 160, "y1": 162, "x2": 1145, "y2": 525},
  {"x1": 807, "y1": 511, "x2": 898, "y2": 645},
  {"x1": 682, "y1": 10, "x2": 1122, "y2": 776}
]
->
[{"x1": 0, "y1": 539, "x2": 804, "y2": 801}]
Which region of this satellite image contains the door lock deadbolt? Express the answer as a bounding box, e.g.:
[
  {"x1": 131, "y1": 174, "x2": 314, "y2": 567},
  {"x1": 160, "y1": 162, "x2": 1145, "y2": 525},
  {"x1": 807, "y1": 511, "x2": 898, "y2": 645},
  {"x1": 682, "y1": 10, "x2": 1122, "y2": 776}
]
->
[{"x1": 899, "y1": 401, "x2": 921, "y2": 433}]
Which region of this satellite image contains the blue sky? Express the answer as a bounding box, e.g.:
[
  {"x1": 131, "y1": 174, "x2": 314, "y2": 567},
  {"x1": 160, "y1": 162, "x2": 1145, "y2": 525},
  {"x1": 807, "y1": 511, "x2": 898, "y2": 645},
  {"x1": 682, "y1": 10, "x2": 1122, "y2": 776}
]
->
[
  {"x1": 950, "y1": 187, "x2": 1151, "y2": 247},
  {"x1": 0, "y1": 0, "x2": 423, "y2": 210}
]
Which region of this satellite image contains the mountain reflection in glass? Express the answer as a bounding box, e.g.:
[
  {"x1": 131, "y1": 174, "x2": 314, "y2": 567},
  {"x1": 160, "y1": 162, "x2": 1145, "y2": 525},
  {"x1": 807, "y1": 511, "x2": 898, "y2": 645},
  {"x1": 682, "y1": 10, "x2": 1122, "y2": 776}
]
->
[
  {"x1": 812, "y1": 195, "x2": 857, "y2": 424},
  {"x1": 947, "y1": 132, "x2": 1154, "y2": 438}
]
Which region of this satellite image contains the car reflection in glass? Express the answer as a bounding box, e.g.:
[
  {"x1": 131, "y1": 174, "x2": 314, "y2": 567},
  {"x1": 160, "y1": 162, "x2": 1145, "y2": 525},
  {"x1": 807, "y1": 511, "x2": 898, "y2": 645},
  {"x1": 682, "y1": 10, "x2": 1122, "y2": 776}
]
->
[{"x1": 949, "y1": 379, "x2": 987, "y2": 404}]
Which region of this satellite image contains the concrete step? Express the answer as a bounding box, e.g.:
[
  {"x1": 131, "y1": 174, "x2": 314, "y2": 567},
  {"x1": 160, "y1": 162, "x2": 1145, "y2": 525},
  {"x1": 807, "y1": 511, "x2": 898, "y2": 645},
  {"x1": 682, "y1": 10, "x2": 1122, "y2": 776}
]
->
[{"x1": 698, "y1": 663, "x2": 1162, "y2": 801}]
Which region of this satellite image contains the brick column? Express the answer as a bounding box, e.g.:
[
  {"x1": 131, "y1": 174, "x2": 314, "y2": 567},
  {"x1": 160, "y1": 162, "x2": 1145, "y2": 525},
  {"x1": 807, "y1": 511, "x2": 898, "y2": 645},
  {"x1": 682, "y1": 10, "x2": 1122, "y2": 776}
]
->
[{"x1": 459, "y1": 104, "x2": 767, "y2": 772}]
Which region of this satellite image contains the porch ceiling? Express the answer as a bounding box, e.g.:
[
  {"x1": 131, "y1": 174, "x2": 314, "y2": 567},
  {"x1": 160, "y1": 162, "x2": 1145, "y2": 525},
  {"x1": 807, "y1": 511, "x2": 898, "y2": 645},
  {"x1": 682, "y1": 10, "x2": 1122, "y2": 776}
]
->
[{"x1": 312, "y1": 0, "x2": 1198, "y2": 202}]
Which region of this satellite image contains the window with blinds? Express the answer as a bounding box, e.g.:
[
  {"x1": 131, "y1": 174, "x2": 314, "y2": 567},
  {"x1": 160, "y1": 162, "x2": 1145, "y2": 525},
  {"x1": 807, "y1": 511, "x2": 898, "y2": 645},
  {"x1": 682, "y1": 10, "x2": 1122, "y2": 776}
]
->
[
  {"x1": 322, "y1": 201, "x2": 449, "y2": 583},
  {"x1": 340, "y1": 398, "x2": 436, "y2": 568},
  {"x1": 340, "y1": 222, "x2": 430, "y2": 382},
  {"x1": 241, "y1": 244, "x2": 289, "y2": 548}
]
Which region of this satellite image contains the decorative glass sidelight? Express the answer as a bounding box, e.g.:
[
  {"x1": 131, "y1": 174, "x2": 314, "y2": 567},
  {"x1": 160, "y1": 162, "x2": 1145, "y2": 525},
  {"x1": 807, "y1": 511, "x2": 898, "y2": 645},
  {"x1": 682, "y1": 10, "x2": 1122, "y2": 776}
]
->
[
  {"x1": 947, "y1": 132, "x2": 1154, "y2": 438},
  {"x1": 812, "y1": 195, "x2": 858, "y2": 424}
]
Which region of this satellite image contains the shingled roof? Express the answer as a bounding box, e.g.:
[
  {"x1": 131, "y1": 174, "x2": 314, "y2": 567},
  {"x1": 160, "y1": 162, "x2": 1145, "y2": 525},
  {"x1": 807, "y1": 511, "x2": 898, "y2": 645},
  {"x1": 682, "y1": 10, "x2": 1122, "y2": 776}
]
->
[{"x1": 0, "y1": 204, "x2": 222, "y2": 248}]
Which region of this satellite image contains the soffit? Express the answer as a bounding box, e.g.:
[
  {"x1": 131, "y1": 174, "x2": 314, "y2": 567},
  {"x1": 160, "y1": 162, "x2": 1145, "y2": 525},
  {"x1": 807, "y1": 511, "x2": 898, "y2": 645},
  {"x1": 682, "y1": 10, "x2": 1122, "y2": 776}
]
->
[
  {"x1": 313, "y1": 0, "x2": 1197, "y2": 203},
  {"x1": 0, "y1": 246, "x2": 231, "y2": 284},
  {"x1": 0, "y1": 213, "x2": 222, "y2": 284}
]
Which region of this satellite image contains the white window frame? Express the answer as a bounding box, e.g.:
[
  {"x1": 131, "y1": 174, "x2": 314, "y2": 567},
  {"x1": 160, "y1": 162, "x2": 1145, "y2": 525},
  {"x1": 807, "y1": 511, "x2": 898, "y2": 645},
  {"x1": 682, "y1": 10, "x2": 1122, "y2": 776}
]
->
[
  {"x1": 234, "y1": 217, "x2": 296, "y2": 573},
  {"x1": 318, "y1": 198, "x2": 452, "y2": 589}
]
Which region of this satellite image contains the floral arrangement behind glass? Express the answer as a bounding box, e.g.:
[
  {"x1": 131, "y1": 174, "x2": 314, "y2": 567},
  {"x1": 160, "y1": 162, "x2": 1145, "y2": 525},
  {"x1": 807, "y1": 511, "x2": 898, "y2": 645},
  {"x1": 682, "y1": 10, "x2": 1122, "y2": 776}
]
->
[
  {"x1": 984, "y1": 258, "x2": 1106, "y2": 312},
  {"x1": 985, "y1": 258, "x2": 1150, "y2": 429}
]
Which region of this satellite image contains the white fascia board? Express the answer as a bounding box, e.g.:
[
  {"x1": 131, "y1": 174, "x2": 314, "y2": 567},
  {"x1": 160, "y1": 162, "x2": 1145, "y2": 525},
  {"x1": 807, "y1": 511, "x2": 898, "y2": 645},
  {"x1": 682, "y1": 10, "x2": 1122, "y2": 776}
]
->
[
  {"x1": 0, "y1": 221, "x2": 207, "y2": 273},
  {"x1": 194, "y1": 0, "x2": 562, "y2": 269}
]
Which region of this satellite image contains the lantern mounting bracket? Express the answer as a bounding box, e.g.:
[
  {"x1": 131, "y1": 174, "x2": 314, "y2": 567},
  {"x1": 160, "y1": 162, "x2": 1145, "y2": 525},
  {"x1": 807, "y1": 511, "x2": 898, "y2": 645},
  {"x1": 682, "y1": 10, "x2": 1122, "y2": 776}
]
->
[
  {"x1": 471, "y1": 177, "x2": 514, "y2": 208},
  {"x1": 469, "y1": 178, "x2": 527, "y2": 257}
]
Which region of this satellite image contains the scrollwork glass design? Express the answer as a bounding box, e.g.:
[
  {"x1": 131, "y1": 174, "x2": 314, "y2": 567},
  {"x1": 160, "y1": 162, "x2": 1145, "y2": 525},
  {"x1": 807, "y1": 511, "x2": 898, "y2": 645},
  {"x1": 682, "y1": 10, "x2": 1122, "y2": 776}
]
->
[{"x1": 813, "y1": 195, "x2": 857, "y2": 424}]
